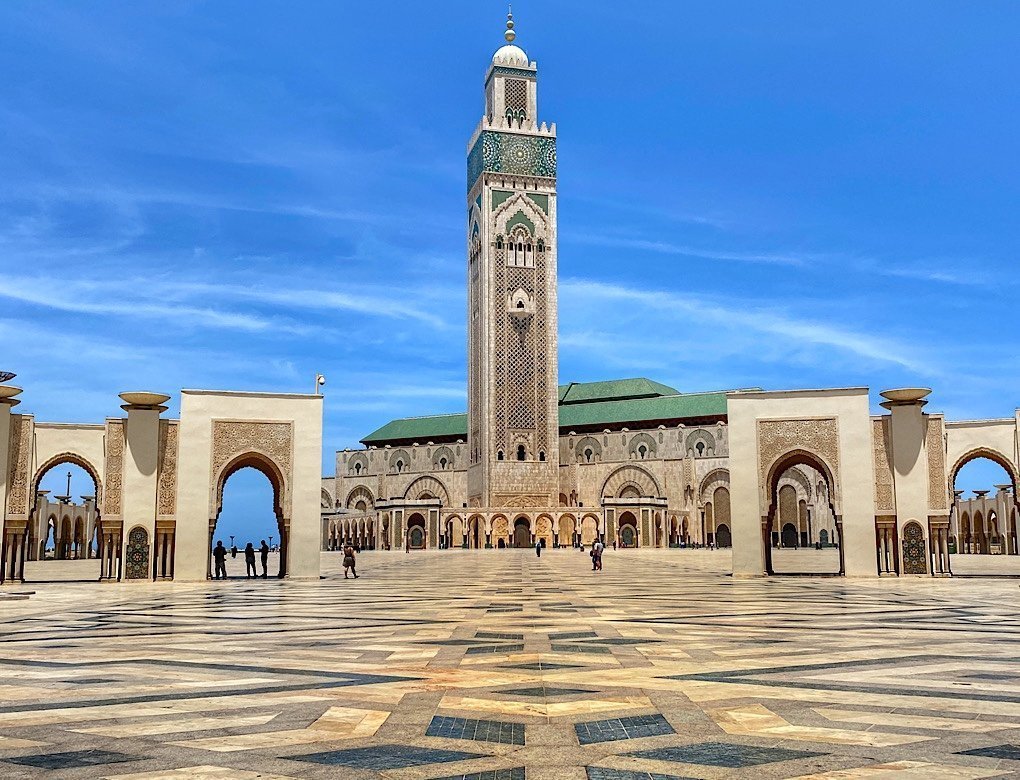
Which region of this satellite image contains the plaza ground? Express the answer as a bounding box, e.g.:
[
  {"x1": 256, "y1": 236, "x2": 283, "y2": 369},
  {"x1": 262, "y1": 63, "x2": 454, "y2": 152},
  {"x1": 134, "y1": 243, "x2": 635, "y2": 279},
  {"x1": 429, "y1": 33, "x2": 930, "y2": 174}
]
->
[{"x1": 0, "y1": 550, "x2": 1019, "y2": 779}]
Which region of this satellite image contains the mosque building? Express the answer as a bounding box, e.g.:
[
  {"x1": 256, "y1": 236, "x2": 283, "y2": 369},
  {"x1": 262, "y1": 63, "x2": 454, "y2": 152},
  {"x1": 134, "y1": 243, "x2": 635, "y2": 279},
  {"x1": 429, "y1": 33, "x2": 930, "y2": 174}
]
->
[{"x1": 322, "y1": 14, "x2": 836, "y2": 553}]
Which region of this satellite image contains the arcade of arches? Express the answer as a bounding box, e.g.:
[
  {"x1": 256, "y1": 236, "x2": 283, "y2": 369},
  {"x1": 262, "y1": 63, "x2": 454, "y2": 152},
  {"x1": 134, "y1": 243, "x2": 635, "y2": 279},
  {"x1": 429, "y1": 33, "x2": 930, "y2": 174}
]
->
[
  {"x1": 1, "y1": 387, "x2": 324, "y2": 584},
  {"x1": 325, "y1": 386, "x2": 1020, "y2": 579}
]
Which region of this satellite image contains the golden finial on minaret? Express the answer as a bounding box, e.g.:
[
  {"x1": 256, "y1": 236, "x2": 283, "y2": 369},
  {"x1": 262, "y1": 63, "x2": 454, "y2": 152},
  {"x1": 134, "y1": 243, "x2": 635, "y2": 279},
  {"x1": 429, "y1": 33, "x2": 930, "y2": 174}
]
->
[{"x1": 505, "y1": 5, "x2": 516, "y2": 43}]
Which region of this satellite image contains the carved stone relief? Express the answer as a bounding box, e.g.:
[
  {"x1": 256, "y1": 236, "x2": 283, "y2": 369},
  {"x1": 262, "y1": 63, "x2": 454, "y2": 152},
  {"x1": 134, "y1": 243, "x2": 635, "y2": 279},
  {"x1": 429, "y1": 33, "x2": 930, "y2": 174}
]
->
[
  {"x1": 5, "y1": 415, "x2": 32, "y2": 516},
  {"x1": 873, "y1": 418, "x2": 895, "y2": 513},
  {"x1": 157, "y1": 420, "x2": 179, "y2": 516},
  {"x1": 758, "y1": 418, "x2": 840, "y2": 484},
  {"x1": 926, "y1": 417, "x2": 948, "y2": 511},
  {"x1": 210, "y1": 420, "x2": 293, "y2": 517},
  {"x1": 103, "y1": 420, "x2": 125, "y2": 516}
]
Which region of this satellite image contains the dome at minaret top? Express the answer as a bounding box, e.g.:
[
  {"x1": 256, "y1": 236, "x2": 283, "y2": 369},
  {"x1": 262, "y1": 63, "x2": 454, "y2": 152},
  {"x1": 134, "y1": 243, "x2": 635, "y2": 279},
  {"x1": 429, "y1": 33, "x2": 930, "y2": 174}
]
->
[{"x1": 492, "y1": 8, "x2": 528, "y2": 66}]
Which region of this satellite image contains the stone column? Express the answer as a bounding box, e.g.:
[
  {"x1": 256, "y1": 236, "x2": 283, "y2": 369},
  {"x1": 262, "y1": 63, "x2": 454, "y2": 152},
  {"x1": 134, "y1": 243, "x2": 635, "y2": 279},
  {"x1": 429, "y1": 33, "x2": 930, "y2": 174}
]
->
[
  {"x1": 0, "y1": 386, "x2": 22, "y2": 585},
  {"x1": 881, "y1": 388, "x2": 933, "y2": 575},
  {"x1": 118, "y1": 393, "x2": 168, "y2": 580}
]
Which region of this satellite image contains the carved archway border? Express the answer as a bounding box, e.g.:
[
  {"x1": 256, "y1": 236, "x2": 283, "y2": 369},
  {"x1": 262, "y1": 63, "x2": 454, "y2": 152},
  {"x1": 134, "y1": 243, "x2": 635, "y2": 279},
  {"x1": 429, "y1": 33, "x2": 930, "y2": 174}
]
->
[
  {"x1": 209, "y1": 420, "x2": 293, "y2": 522},
  {"x1": 31, "y1": 451, "x2": 104, "y2": 509},
  {"x1": 757, "y1": 418, "x2": 840, "y2": 511}
]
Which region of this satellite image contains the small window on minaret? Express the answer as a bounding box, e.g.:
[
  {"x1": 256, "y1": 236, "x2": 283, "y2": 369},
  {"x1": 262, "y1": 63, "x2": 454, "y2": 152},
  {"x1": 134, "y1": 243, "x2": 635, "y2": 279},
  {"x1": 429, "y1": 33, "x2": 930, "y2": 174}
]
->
[
  {"x1": 517, "y1": 444, "x2": 526, "y2": 461},
  {"x1": 539, "y1": 451, "x2": 546, "y2": 462},
  {"x1": 497, "y1": 450, "x2": 504, "y2": 461},
  {"x1": 516, "y1": 300, "x2": 525, "y2": 309}
]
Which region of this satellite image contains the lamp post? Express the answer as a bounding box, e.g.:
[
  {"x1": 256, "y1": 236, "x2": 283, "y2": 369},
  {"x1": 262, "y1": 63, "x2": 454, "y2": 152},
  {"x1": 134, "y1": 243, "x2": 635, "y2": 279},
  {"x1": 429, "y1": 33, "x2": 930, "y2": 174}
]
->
[
  {"x1": 314, "y1": 374, "x2": 326, "y2": 395},
  {"x1": 269, "y1": 535, "x2": 274, "y2": 551},
  {"x1": 229, "y1": 535, "x2": 234, "y2": 548}
]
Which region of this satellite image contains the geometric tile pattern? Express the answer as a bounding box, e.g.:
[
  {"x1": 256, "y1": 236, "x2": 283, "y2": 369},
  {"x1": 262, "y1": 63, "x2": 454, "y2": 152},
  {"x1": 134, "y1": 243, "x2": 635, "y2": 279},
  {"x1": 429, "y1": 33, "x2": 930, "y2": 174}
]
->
[
  {"x1": 626, "y1": 742, "x2": 824, "y2": 767},
  {"x1": 586, "y1": 769, "x2": 694, "y2": 780},
  {"x1": 427, "y1": 716, "x2": 525, "y2": 745},
  {"x1": 2, "y1": 550, "x2": 1020, "y2": 779},
  {"x1": 3, "y1": 749, "x2": 141, "y2": 769},
  {"x1": 575, "y1": 714, "x2": 674, "y2": 745},
  {"x1": 432, "y1": 769, "x2": 526, "y2": 780},
  {"x1": 955, "y1": 744, "x2": 1020, "y2": 760},
  {"x1": 290, "y1": 744, "x2": 484, "y2": 769}
]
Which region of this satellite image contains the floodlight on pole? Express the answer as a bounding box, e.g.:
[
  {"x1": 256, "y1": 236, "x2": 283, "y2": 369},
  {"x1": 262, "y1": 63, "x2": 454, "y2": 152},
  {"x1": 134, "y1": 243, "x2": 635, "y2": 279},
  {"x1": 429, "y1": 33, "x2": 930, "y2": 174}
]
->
[{"x1": 314, "y1": 373, "x2": 326, "y2": 395}]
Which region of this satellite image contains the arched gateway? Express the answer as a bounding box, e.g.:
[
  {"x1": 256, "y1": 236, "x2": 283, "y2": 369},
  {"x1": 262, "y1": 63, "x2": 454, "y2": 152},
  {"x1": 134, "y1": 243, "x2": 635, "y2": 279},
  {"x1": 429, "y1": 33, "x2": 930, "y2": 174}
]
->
[{"x1": 2, "y1": 386, "x2": 323, "y2": 584}]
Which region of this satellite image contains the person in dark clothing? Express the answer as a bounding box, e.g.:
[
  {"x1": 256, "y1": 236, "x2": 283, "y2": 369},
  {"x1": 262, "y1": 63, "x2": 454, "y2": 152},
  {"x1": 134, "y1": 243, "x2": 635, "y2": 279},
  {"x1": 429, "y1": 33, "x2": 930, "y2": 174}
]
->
[
  {"x1": 259, "y1": 539, "x2": 270, "y2": 578},
  {"x1": 343, "y1": 543, "x2": 358, "y2": 579},
  {"x1": 535, "y1": 540, "x2": 542, "y2": 557},
  {"x1": 244, "y1": 543, "x2": 257, "y2": 578},
  {"x1": 212, "y1": 540, "x2": 228, "y2": 579}
]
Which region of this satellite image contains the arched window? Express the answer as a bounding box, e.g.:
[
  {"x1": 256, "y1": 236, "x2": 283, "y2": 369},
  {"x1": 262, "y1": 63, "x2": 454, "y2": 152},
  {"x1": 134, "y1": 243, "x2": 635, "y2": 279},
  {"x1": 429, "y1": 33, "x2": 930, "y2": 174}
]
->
[
  {"x1": 537, "y1": 238, "x2": 545, "y2": 252},
  {"x1": 584, "y1": 448, "x2": 593, "y2": 463},
  {"x1": 439, "y1": 457, "x2": 447, "y2": 470},
  {"x1": 696, "y1": 441, "x2": 705, "y2": 456},
  {"x1": 497, "y1": 450, "x2": 504, "y2": 461},
  {"x1": 354, "y1": 462, "x2": 362, "y2": 475},
  {"x1": 496, "y1": 235, "x2": 504, "y2": 249},
  {"x1": 539, "y1": 451, "x2": 546, "y2": 462},
  {"x1": 638, "y1": 445, "x2": 647, "y2": 460},
  {"x1": 395, "y1": 460, "x2": 404, "y2": 473},
  {"x1": 517, "y1": 444, "x2": 526, "y2": 461},
  {"x1": 516, "y1": 300, "x2": 525, "y2": 309}
]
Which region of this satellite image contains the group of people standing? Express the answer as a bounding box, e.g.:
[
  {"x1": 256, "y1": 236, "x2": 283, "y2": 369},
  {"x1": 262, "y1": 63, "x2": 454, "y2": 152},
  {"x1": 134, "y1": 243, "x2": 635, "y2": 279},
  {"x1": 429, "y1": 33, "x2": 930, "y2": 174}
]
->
[{"x1": 211, "y1": 540, "x2": 270, "y2": 579}]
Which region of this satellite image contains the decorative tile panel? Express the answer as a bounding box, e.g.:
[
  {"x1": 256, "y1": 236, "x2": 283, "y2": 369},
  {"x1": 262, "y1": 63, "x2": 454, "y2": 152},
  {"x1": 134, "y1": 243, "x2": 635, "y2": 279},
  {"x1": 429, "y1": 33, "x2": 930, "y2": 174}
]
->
[{"x1": 468, "y1": 131, "x2": 556, "y2": 189}]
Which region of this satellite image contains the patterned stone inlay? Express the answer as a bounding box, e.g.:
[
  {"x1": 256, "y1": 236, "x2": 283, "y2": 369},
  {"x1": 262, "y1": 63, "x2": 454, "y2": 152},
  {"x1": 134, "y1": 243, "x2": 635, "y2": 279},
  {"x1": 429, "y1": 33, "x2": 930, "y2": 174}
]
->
[
  {"x1": 587, "y1": 769, "x2": 695, "y2": 780},
  {"x1": 4, "y1": 749, "x2": 141, "y2": 769},
  {"x1": 507, "y1": 686, "x2": 596, "y2": 697},
  {"x1": 575, "y1": 714, "x2": 674, "y2": 745},
  {"x1": 103, "y1": 420, "x2": 125, "y2": 516},
  {"x1": 955, "y1": 744, "x2": 1020, "y2": 761},
  {"x1": 427, "y1": 716, "x2": 525, "y2": 745},
  {"x1": 291, "y1": 744, "x2": 484, "y2": 769},
  {"x1": 626, "y1": 742, "x2": 824, "y2": 768},
  {"x1": 434, "y1": 769, "x2": 526, "y2": 780}
]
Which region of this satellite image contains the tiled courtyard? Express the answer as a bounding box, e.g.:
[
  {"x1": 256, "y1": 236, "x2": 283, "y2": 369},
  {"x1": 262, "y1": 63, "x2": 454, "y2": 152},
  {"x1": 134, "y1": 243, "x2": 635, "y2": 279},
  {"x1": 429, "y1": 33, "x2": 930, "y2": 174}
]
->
[{"x1": 1, "y1": 550, "x2": 1020, "y2": 779}]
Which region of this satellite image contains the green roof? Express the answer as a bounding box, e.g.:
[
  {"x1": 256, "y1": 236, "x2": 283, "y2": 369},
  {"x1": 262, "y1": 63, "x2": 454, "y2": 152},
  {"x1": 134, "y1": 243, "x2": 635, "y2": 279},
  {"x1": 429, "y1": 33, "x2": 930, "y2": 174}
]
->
[
  {"x1": 557, "y1": 377, "x2": 679, "y2": 404},
  {"x1": 360, "y1": 378, "x2": 732, "y2": 446},
  {"x1": 361, "y1": 413, "x2": 467, "y2": 445},
  {"x1": 559, "y1": 391, "x2": 727, "y2": 430}
]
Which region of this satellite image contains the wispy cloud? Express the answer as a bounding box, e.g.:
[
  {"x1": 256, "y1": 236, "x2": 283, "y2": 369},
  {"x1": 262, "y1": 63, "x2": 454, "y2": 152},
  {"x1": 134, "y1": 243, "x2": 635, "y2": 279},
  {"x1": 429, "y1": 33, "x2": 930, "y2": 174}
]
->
[{"x1": 560, "y1": 278, "x2": 937, "y2": 376}]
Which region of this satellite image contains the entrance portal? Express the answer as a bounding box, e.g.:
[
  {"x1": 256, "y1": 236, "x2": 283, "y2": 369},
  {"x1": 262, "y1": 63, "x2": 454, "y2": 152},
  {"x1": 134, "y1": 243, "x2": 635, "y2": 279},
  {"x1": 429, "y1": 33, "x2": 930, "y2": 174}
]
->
[
  {"x1": 619, "y1": 511, "x2": 638, "y2": 548},
  {"x1": 407, "y1": 513, "x2": 426, "y2": 550},
  {"x1": 513, "y1": 517, "x2": 530, "y2": 548}
]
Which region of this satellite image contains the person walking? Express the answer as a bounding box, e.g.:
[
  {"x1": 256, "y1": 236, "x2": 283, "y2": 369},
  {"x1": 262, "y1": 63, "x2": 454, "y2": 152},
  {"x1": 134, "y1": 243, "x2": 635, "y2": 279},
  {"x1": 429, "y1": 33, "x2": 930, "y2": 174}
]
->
[
  {"x1": 259, "y1": 539, "x2": 270, "y2": 578},
  {"x1": 535, "y1": 539, "x2": 542, "y2": 558},
  {"x1": 244, "y1": 543, "x2": 257, "y2": 578},
  {"x1": 592, "y1": 538, "x2": 604, "y2": 572},
  {"x1": 231, "y1": 543, "x2": 238, "y2": 559},
  {"x1": 212, "y1": 540, "x2": 228, "y2": 580},
  {"x1": 343, "y1": 543, "x2": 358, "y2": 579}
]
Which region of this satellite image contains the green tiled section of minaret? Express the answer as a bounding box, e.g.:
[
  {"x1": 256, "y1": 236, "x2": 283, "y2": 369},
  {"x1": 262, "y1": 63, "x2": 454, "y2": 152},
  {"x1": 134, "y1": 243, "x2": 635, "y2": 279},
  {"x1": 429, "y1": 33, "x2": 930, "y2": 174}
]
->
[{"x1": 467, "y1": 131, "x2": 557, "y2": 190}]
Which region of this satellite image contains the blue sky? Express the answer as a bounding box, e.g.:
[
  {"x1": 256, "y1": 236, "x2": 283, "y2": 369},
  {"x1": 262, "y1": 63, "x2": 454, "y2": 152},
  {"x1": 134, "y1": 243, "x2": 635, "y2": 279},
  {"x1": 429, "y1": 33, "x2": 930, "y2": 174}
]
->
[{"x1": 5, "y1": 2, "x2": 1018, "y2": 536}]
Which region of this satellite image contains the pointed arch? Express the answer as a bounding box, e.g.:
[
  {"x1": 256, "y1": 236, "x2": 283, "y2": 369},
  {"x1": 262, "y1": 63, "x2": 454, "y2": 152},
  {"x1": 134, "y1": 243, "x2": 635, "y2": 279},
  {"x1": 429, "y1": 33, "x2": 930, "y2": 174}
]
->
[
  {"x1": 403, "y1": 475, "x2": 450, "y2": 506},
  {"x1": 601, "y1": 465, "x2": 661, "y2": 500}
]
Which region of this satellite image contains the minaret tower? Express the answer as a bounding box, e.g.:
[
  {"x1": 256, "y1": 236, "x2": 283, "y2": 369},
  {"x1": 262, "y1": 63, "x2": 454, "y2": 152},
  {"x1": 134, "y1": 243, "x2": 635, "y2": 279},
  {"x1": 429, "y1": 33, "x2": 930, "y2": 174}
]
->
[{"x1": 466, "y1": 10, "x2": 559, "y2": 509}]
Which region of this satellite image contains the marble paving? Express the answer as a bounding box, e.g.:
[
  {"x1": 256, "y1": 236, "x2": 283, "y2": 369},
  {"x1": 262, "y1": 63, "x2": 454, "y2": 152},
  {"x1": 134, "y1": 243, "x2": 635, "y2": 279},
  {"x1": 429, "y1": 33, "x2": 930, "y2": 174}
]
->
[{"x1": 1, "y1": 549, "x2": 1020, "y2": 779}]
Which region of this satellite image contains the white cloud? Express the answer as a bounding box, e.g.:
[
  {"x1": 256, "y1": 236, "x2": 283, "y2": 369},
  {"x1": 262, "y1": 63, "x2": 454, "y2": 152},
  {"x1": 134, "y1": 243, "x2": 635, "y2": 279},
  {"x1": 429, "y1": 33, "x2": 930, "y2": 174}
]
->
[{"x1": 560, "y1": 278, "x2": 937, "y2": 376}]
